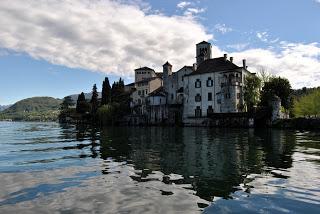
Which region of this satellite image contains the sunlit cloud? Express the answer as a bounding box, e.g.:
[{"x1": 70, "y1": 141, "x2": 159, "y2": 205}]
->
[{"x1": 0, "y1": 0, "x2": 212, "y2": 76}]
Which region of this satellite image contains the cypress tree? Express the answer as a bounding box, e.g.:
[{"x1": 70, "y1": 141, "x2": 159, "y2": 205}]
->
[
  {"x1": 90, "y1": 84, "x2": 99, "y2": 114},
  {"x1": 101, "y1": 77, "x2": 111, "y2": 105},
  {"x1": 76, "y1": 92, "x2": 87, "y2": 113}
]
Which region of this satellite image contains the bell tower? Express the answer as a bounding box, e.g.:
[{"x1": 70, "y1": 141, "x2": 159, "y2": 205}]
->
[
  {"x1": 196, "y1": 41, "x2": 212, "y2": 66},
  {"x1": 163, "y1": 61, "x2": 172, "y2": 93}
]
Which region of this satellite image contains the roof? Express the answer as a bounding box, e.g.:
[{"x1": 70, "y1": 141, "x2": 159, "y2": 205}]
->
[
  {"x1": 135, "y1": 77, "x2": 160, "y2": 84},
  {"x1": 148, "y1": 86, "x2": 167, "y2": 97},
  {"x1": 197, "y1": 41, "x2": 210, "y2": 45},
  {"x1": 187, "y1": 57, "x2": 240, "y2": 76},
  {"x1": 134, "y1": 66, "x2": 154, "y2": 71},
  {"x1": 125, "y1": 82, "x2": 135, "y2": 86}
]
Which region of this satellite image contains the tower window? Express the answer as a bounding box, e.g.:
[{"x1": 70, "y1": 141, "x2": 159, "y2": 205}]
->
[{"x1": 208, "y1": 93, "x2": 212, "y2": 101}]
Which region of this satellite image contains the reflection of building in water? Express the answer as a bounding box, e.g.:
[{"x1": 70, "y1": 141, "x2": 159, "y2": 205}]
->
[{"x1": 96, "y1": 127, "x2": 296, "y2": 201}]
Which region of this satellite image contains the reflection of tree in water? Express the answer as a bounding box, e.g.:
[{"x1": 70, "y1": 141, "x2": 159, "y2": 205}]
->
[
  {"x1": 76, "y1": 126, "x2": 297, "y2": 201},
  {"x1": 58, "y1": 124, "x2": 100, "y2": 159},
  {"x1": 255, "y1": 129, "x2": 296, "y2": 169}
]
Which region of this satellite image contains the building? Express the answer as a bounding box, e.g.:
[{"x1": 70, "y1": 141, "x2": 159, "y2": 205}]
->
[{"x1": 128, "y1": 41, "x2": 255, "y2": 126}]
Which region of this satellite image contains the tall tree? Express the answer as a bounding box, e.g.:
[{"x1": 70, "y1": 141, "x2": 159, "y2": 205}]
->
[
  {"x1": 243, "y1": 75, "x2": 261, "y2": 112},
  {"x1": 76, "y1": 92, "x2": 89, "y2": 114},
  {"x1": 111, "y1": 78, "x2": 125, "y2": 103},
  {"x1": 90, "y1": 84, "x2": 99, "y2": 114},
  {"x1": 101, "y1": 77, "x2": 111, "y2": 105},
  {"x1": 260, "y1": 77, "x2": 293, "y2": 110}
]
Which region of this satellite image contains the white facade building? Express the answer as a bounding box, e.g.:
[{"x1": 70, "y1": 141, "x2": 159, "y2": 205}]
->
[{"x1": 128, "y1": 41, "x2": 255, "y2": 125}]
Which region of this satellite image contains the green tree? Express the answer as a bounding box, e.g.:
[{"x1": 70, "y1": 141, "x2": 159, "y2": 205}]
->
[
  {"x1": 76, "y1": 92, "x2": 90, "y2": 114},
  {"x1": 294, "y1": 88, "x2": 320, "y2": 117},
  {"x1": 243, "y1": 74, "x2": 261, "y2": 112},
  {"x1": 260, "y1": 77, "x2": 293, "y2": 110},
  {"x1": 90, "y1": 84, "x2": 99, "y2": 115},
  {"x1": 101, "y1": 77, "x2": 111, "y2": 105},
  {"x1": 97, "y1": 104, "x2": 115, "y2": 126},
  {"x1": 111, "y1": 78, "x2": 125, "y2": 103},
  {"x1": 60, "y1": 96, "x2": 74, "y2": 111}
]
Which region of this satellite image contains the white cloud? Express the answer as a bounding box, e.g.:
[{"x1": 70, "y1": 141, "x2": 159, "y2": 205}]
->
[
  {"x1": 0, "y1": 0, "x2": 212, "y2": 76},
  {"x1": 315, "y1": 0, "x2": 320, "y2": 3},
  {"x1": 256, "y1": 31, "x2": 269, "y2": 42},
  {"x1": 214, "y1": 24, "x2": 233, "y2": 34},
  {"x1": 0, "y1": 0, "x2": 319, "y2": 89},
  {"x1": 177, "y1": 1, "x2": 192, "y2": 9},
  {"x1": 229, "y1": 42, "x2": 320, "y2": 88},
  {"x1": 183, "y1": 7, "x2": 206, "y2": 16},
  {"x1": 227, "y1": 43, "x2": 249, "y2": 51}
]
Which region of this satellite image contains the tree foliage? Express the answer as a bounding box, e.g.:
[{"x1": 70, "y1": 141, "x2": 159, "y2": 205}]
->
[
  {"x1": 243, "y1": 74, "x2": 261, "y2": 112},
  {"x1": 60, "y1": 96, "x2": 74, "y2": 111},
  {"x1": 294, "y1": 88, "x2": 320, "y2": 117},
  {"x1": 111, "y1": 78, "x2": 125, "y2": 103},
  {"x1": 101, "y1": 77, "x2": 111, "y2": 105},
  {"x1": 90, "y1": 84, "x2": 99, "y2": 114},
  {"x1": 76, "y1": 92, "x2": 90, "y2": 114},
  {"x1": 260, "y1": 77, "x2": 293, "y2": 110}
]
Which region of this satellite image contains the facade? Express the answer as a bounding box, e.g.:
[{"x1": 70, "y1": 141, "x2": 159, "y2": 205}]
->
[{"x1": 128, "y1": 41, "x2": 255, "y2": 126}]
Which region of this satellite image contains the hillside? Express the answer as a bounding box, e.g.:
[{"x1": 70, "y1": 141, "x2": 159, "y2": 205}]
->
[
  {"x1": 0, "y1": 105, "x2": 11, "y2": 112},
  {"x1": 0, "y1": 97, "x2": 62, "y2": 121}
]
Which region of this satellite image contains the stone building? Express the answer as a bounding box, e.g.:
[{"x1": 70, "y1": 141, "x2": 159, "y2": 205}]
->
[{"x1": 128, "y1": 41, "x2": 255, "y2": 126}]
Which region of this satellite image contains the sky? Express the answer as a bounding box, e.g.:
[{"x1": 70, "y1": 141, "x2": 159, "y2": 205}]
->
[{"x1": 0, "y1": 0, "x2": 320, "y2": 105}]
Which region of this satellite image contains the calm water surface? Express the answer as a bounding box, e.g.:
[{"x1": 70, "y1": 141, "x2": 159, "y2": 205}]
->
[{"x1": 0, "y1": 122, "x2": 319, "y2": 213}]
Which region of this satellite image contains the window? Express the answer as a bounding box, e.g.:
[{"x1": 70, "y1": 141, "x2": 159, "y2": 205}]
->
[
  {"x1": 225, "y1": 93, "x2": 231, "y2": 99},
  {"x1": 195, "y1": 94, "x2": 201, "y2": 102},
  {"x1": 195, "y1": 106, "x2": 202, "y2": 117},
  {"x1": 138, "y1": 99, "x2": 141, "y2": 104},
  {"x1": 207, "y1": 106, "x2": 213, "y2": 115},
  {"x1": 195, "y1": 79, "x2": 201, "y2": 88},
  {"x1": 138, "y1": 90, "x2": 141, "y2": 96},
  {"x1": 145, "y1": 89, "x2": 148, "y2": 95},
  {"x1": 237, "y1": 93, "x2": 240, "y2": 99},
  {"x1": 171, "y1": 94, "x2": 174, "y2": 100},
  {"x1": 207, "y1": 77, "x2": 213, "y2": 87},
  {"x1": 208, "y1": 92, "x2": 212, "y2": 101}
]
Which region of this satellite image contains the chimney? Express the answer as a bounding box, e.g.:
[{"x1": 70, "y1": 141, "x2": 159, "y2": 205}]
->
[
  {"x1": 224, "y1": 54, "x2": 228, "y2": 61},
  {"x1": 230, "y1": 57, "x2": 234, "y2": 63},
  {"x1": 193, "y1": 63, "x2": 197, "y2": 71},
  {"x1": 243, "y1": 59, "x2": 247, "y2": 69}
]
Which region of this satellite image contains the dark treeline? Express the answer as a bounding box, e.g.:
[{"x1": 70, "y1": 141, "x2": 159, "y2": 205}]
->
[{"x1": 59, "y1": 77, "x2": 131, "y2": 126}]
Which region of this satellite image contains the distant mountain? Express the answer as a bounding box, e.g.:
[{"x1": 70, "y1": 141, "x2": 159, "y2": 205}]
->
[
  {"x1": 68, "y1": 92, "x2": 102, "y2": 103},
  {"x1": 0, "y1": 97, "x2": 62, "y2": 121},
  {"x1": 0, "y1": 105, "x2": 12, "y2": 112}
]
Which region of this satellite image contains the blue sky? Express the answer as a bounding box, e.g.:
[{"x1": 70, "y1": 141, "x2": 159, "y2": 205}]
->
[{"x1": 0, "y1": 0, "x2": 320, "y2": 105}]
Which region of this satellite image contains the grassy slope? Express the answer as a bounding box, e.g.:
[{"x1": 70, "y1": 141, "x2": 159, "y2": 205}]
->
[{"x1": 0, "y1": 97, "x2": 62, "y2": 121}]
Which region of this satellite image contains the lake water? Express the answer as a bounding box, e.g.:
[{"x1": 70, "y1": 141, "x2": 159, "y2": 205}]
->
[{"x1": 0, "y1": 122, "x2": 319, "y2": 213}]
